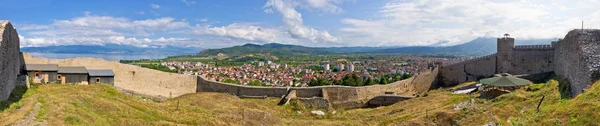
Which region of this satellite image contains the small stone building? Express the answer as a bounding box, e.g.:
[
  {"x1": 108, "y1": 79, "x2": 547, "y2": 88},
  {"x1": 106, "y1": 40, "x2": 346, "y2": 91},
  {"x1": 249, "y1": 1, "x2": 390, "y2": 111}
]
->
[
  {"x1": 25, "y1": 64, "x2": 59, "y2": 83},
  {"x1": 58, "y1": 66, "x2": 89, "y2": 84},
  {"x1": 88, "y1": 69, "x2": 115, "y2": 86}
]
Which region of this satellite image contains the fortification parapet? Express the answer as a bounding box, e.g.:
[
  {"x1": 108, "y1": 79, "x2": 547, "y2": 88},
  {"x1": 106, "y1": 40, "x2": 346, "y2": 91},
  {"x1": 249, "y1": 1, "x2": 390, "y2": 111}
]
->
[{"x1": 514, "y1": 44, "x2": 554, "y2": 51}]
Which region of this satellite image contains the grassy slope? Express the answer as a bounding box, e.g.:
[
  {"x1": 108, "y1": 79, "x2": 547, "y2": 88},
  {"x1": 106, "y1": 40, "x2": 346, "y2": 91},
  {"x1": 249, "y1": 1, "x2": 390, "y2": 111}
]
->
[{"x1": 1, "y1": 78, "x2": 600, "y2": 125}]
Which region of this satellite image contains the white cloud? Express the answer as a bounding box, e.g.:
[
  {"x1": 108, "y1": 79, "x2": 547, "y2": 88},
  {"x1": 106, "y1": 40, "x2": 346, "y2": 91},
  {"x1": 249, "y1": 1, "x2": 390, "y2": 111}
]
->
[
  {"x1": 181, "y1": 0, "x2": 196, "y2": 6},
  {"x1": 339, "y1": 0, "x2": 600, "y2": 46},
  {"x1": 150, "y1": 4, "x2": 160, "y2": 9},
  {"x1": 193, "y1": 23, "x2": 280, "y2": 42},
  {"x1": 264, "y1": 0, "x2": 342, "y2": 43},
  {"x1": 17, "y1": 14, "x2": 194, "y2": 47},
  {"x1": 304, "y1": 0, "x2": 344, "y2": 13},
  {"x1": 16, "y1": 24, "x2": 50, "y2": 30}
]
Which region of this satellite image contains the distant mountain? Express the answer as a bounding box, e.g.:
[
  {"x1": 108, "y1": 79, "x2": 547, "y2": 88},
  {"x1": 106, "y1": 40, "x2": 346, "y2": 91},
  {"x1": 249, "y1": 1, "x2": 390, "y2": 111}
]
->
[
  {"x1": 435, "y1": 37, "x2": 556, "y2": 56},
  {"x1": 197, "y1": 38, "x2": 558, "y2": 57},
  {"x1": 21, "y1": 44, "x2": 203, "y2": 55},
  {"x1": 197, "y1": 43, "x2": 332, "y2": 56},
  {"x1": 372, "y1": 46, "x2": 441, "y2": 54}
]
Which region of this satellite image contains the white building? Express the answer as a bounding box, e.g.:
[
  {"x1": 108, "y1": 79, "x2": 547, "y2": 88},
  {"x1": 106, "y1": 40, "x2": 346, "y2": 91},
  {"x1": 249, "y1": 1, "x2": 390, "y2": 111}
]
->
[
  {"x1": 347, "y1": 63, "x2": 355, "y2": 72},
  {"x1": 337, "y1": 63, "x2": 345, "y2": 71},
  {"x1": 258, "y1": 62, "x2": 265, "y2": 67},
  {"x1": 321, "y1": 64, "x2": 330, "y2": 71}
]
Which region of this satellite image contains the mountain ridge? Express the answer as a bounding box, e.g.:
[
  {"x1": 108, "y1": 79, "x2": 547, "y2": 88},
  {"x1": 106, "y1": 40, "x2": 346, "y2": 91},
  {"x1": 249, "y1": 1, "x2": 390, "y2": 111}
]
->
[
  {"x1": 21, "y1": 44, "x2": 204, "y2": 55},
  {"x1": 197, "y1": 37, "x2": 558, "y2": 56}
]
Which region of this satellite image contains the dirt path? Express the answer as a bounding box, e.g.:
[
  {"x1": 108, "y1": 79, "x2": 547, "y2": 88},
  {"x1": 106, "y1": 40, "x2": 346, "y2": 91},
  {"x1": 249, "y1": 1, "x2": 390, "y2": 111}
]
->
[{"x1": 12, "y1": 102, "x2": 47, "y2": 126}]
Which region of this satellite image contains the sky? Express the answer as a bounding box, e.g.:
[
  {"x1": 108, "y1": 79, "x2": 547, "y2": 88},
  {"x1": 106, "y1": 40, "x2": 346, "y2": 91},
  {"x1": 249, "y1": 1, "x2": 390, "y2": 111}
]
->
[{"x1": 2, "y1": 0, "x2": 600, "y2": 49}]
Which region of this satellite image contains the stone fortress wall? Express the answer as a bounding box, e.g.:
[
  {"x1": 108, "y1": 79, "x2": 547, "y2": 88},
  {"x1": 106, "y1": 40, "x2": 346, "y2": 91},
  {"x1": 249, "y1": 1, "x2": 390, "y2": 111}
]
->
[
  {"x1": 439, "y1": 53, "x2": 497, "y2": 87},
  {"x1": 197, "y1": 68, "x2": 439, "y2": 109},
  {"x1": 553, "y1": 30, "x2": 600, "y2": 95},
  {"x1": 440, "y1": 29, "x2": 600, "y2": 96},
  {"x1": 0, "y1": 21, "x2": 23, "y2": 101}
]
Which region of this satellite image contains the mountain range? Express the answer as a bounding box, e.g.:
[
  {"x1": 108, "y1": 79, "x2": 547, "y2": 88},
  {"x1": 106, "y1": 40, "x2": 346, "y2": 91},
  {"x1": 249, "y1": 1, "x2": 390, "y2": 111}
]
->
[
  {"x1": 198, "y1": 37, "x2": 558, "y2": 56},
  {"x1": 21, "y1": 44, "x2": 203, "y2": 55},
  {"x1": 20, "y1": 37, "x2": 558, "y2": 56}
]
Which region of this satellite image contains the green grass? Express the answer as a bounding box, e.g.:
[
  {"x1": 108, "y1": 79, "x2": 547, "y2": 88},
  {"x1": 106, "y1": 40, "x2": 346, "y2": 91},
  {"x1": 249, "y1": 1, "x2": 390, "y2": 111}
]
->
[{"x1": 2, "y1": 77, "x2": 600, "y2": 125}]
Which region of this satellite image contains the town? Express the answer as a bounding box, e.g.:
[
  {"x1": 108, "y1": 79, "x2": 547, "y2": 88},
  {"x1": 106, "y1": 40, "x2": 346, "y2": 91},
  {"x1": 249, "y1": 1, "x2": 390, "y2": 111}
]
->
[{"x1": 158, "y1": 56, "x2": 457, "y2": 87}]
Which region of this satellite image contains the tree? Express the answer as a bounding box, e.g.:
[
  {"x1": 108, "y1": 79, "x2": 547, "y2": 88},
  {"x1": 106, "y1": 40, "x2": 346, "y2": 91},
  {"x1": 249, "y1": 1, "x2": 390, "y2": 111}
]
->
[
  {"x1": 402, "y1": 73, "x2": 412, "y2": 79},
  {"x1": 353, "y1": 74, "x2": 363, "y2": 86},
  {"x1": 365, "y1": 77, "x2": 375, "y2": 86},
  {"x1": 343, "y1": 75, "x2": 357, "y2": 86},
  {"x1": 379, "y1": 77, "x2": 388, "y2": 84},
  {"x1": 248, "y1": 80, "x2": 263, "y2": 86},
  {"x1": 318, "y1": 78, "x2": 332, "y2": 86},
  {"x1": 223, "y1": 78, "x2": 240, "y2": 84},
  {"x1": 395, "y1": 75, "x2": 403, "y2": 81},
  {"x1": 309, "y1": 78, "x2": 319, "y2": 86},
  {"x1": 366, "y1": 77, "x2": 377, "y2": 85}
]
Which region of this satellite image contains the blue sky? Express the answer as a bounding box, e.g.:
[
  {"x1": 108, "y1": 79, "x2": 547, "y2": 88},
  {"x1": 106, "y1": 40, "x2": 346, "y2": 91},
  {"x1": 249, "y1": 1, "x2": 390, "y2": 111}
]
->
[{"x1": 3, "y1": 0, "x2": 600, "y2": 48}]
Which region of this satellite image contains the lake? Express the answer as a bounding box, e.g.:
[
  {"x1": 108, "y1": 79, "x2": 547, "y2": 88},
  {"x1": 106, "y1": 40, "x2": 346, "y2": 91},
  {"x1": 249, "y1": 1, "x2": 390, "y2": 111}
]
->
[{"x1": 28, "y1": 52, "x2": 179, "y2": 61}]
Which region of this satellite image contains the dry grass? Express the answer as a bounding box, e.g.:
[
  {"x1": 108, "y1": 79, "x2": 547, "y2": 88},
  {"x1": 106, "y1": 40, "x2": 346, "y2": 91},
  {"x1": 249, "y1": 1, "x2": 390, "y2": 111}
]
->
[{"x1": 2, "y1": 77, "x2": 600, "y2": 125}]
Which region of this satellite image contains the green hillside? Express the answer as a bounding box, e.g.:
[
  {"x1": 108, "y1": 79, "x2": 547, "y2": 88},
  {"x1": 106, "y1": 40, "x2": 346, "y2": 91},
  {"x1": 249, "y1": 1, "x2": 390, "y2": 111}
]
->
[
  {"x1": 197, "y1": 43, "x2": 333, "y2": 56},
  {"x1": 2, "y1": 77, "x2": 599, "y2": 125}
]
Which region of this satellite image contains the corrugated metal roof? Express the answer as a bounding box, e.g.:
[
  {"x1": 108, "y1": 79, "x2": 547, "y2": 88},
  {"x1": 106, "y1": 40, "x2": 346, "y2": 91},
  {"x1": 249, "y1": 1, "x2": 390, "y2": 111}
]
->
[
  {"x1": 25, "y1": 64, "x2": 58, "y2": 71},
  {"x1": 58, "y1": 66, "x2": 88, "y2": 74},
  {"x1": 88, "y1": 69, "x2": 115, "y2": 76}
]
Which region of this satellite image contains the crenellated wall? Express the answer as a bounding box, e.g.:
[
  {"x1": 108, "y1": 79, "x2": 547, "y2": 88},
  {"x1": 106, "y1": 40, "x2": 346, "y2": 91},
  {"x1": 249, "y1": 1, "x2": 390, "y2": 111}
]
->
[
  {"x1": 0, "y1": 21, "x2": 22, "y2": 101},
  {"x1": 197, "y1": 68, "x2": 439, "y2": 109},
  {"x1": 441, "y1": 38, "x2": 557, "y2": 87},
  {"x1": 440, "y1": 29, "x2": 600, "y2": 96}
]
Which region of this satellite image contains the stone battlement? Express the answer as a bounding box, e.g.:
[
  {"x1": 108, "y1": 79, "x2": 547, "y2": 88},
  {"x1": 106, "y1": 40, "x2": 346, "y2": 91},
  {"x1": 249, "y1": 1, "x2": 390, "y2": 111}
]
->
[
  {"x1": 440, "y1": 29, "x2": 600, "y2": 96},
  {"x1": 514, "y1": 44, "x2": 554, "y2": 50}
]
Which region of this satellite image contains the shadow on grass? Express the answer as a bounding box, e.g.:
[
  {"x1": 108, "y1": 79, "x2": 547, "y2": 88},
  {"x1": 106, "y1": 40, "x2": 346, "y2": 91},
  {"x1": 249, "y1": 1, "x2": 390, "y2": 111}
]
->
[
  {"x1": 540, "y1": 73, "x2": 572, "y2": 99},
  {"x1": 0, "y1": 85, "x2": 29, "y2": 111}
]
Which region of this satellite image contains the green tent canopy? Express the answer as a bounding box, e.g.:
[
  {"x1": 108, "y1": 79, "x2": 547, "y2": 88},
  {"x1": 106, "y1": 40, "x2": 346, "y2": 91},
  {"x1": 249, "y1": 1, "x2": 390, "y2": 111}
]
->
[{"x1": 479, "y1": 76, "x2": 532, "y2": 87}]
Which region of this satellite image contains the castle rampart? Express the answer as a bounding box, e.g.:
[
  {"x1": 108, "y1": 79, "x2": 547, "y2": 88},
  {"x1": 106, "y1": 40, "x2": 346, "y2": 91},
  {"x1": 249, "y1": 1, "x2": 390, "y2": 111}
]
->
[
  {"x1": 440, "y1": 29, "x2": 600, "y2": 96},
  {"x1": 554, "y1": 29, "x2": 600, "y2": 95},
  {"x1": 440, "y1": 53, "x2": 496, "y2": 86},
  {"x1": 197, "y1": 68, "x2": 439, "y2": 109},
  {"x1": 0, "y1": 21, "x2": 22, "y2": 101}
]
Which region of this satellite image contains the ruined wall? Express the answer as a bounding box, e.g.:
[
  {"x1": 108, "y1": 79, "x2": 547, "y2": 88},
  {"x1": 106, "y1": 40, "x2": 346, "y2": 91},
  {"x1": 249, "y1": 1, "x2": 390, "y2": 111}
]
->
[
  {"x1": 440, "y1": 54, "x2": 496, "y2": 86},
  {"x1": 511, "y1": 45, "x2": 554, "y2": 74},
  {"x1": 0, "y1": 21, "x2": 21, "y2": 101},
  {"x1": 554, "y1": 29, "x2": 600, "y2": 95},
  {"x1": 197, "y1": 67, "x2": 440, "y2": 109},
  {"x1": 23, "y1": 54, "x2": 197, "y2": 99}
]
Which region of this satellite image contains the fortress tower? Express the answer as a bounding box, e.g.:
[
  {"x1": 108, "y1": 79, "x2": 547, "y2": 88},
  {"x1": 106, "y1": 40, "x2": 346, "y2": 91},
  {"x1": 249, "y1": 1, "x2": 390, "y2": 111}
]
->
[{"x1": 496, "y1": 34, "x2": 514, "y2": 73}]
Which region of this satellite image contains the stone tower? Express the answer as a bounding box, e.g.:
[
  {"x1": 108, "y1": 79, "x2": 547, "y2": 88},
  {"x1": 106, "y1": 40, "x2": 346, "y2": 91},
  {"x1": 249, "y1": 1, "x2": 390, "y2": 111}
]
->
[{"x1": 496, "y1": 34, "x2": 514, "y2": 73}]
